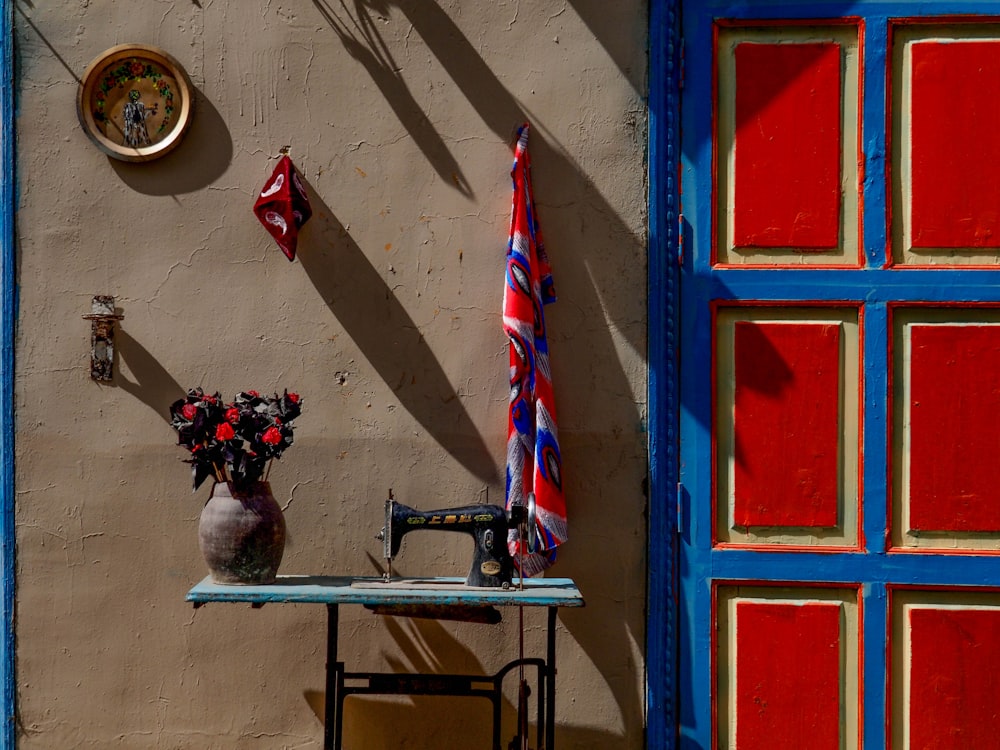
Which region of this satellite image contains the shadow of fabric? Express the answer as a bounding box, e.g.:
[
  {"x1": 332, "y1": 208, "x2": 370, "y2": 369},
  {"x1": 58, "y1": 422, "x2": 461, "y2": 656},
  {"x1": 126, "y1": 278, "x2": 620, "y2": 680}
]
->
[{"x1": 297, "y1": 182, "x2": 498, "y2": 484}]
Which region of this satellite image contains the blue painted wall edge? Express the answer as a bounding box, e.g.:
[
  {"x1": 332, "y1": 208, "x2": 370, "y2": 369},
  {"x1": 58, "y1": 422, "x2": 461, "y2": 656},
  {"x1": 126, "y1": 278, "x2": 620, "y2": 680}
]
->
[{"x1": 1, "y1": 0, "x2": 16, "y2": 745}]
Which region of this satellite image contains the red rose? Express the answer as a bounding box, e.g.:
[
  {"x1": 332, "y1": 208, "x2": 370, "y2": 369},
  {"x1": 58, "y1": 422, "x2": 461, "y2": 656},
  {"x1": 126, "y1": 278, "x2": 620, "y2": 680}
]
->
[
  {"x1": 261, "y1": 426, "x2": 282, "y2": 445},
  {"x1": 247, "y1": 390, "x2": 260, "y2": 398},
  {"x1": 181, "y1": 403, "x2": 198, "y2": 420},
  {"x1": 287, "y1": 392, "x2": 301, "y2": 404},
  {"x1": 225, "y1": 407, "x2": 240, "y2": 423},
  {"x1": 215, "y1": 423, "x2": 236, "y2": 441},
  {"x1": 130, "y1": 61, "x2": 144, "y2": 76}
]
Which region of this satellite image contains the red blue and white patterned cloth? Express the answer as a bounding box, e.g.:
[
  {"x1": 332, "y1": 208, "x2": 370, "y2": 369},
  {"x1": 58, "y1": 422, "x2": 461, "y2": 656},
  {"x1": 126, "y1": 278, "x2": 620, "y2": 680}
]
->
[{"x1": 503, "y1": 123, "x2": 566, "y2": 575}]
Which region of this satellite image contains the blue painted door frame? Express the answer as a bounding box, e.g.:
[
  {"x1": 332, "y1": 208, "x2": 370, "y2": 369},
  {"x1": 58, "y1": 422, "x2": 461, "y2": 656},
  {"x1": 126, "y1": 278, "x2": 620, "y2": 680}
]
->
[
  {"x1": 647, "y1": 1, "x2": 681, "y2": 748},
  {"x1": 1, "y1": 0, "x2": 15, "y2": 746},
  {"x1": 648, "y1": 2, "x2": 1000, "y2": 748}
]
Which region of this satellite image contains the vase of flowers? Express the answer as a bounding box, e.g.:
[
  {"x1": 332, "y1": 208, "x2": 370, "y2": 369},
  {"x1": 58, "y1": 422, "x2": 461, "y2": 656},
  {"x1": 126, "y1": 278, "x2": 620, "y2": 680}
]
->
[{"x1": 170, "y1": 388, "x2": 302, "y2": 584}]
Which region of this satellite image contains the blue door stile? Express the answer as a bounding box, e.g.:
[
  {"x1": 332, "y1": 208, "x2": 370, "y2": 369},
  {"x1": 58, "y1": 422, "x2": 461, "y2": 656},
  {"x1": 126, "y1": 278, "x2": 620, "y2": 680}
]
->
[{"x1": 646, "y1": 1, "x2": 681, "y2": 748}]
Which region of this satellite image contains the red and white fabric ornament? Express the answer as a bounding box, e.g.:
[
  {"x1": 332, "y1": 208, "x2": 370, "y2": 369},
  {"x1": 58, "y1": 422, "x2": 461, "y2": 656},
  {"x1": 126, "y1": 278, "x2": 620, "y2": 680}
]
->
[{"x1": 253, "y1": 155, "x2": 312, "y2": 261}]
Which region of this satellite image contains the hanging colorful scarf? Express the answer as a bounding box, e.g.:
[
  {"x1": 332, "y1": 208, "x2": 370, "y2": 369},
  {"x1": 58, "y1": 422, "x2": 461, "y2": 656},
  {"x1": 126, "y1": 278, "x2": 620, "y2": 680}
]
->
[{"x1": 504, "y1": 123, "x2": 566, "y2": 575}]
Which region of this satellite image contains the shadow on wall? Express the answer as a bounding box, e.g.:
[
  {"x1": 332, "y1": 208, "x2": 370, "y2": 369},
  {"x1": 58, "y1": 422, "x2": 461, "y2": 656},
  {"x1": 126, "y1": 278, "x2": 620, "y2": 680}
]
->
[
  {"x1": 110, "y1": 90, "x2": 233, "y2": 195},
  {"x1": 311, "y1": 0, "x2": 645, "y2": 354},
  {"x1": 310, "y1": 0, "x2": 474, "y2": 199},
  {"x1": 310, "y1": 0, "x2": 648, "y2": 742},
  {"x1": 562, "y1": 0, "x2": 646, "y2": 94},
  {"x1": 304, "y1": 614, "x2": 626, "y2": 749},
  {"x1": 112, "y1": 327, "x2": 185, "y2": 423},
  {"x1": 297, "y1": 180, "x2": 499, "y2": 485},
  {"x1": 15, "y1": 3, "x2": 233, "y2": 195}
]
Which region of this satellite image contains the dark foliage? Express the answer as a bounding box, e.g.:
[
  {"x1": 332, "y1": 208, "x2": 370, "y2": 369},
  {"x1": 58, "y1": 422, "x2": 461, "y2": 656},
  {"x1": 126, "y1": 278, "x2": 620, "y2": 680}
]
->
[{"x1": 169, "y1": 387, "x2": 303, "y2": 491}]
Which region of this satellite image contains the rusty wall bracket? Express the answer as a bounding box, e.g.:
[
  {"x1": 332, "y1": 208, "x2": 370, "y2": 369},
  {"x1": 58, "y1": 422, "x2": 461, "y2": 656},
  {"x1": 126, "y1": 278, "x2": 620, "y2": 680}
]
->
[{"x1": 82, "y1": 295, "x2": 124, "y2": 381}]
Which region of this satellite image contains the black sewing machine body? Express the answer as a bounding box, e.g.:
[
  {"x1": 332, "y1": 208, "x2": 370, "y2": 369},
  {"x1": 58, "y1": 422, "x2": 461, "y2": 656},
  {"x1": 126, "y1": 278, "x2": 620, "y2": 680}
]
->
[{"x1": 379, "y1": 498, "x2": 527, "y2": 587}]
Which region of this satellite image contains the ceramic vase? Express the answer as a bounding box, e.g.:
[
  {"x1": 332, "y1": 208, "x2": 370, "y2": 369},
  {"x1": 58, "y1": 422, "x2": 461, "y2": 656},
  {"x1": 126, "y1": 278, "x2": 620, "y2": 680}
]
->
[{"x1": 199, "y1": 481, "x2": 286, "y2": 584}]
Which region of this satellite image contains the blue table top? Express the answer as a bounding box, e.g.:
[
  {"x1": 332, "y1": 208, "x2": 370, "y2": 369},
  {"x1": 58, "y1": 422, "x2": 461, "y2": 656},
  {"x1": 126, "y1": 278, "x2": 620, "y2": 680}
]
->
[{"x1": 186, "y1": 575, "x2": 585, "y2": 608}]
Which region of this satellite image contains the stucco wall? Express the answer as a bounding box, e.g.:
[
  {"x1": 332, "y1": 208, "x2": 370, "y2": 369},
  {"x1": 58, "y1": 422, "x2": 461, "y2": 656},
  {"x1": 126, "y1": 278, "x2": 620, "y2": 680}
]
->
[{"x1": 13, "y1": 1, "x2": 648, "y2": 747}]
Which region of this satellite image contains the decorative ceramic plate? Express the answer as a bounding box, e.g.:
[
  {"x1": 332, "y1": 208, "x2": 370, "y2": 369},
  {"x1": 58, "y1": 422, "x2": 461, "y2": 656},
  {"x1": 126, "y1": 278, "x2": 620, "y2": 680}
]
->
[{"x1": 77, "y1": 44, "x2": 194, "y2": 162}]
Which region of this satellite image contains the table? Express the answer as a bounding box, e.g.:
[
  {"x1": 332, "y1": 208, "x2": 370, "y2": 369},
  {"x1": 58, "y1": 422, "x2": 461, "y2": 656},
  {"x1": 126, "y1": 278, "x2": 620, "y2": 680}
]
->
[{"x1": 186, "y1": 575, "x2": 585, "y2": 749}]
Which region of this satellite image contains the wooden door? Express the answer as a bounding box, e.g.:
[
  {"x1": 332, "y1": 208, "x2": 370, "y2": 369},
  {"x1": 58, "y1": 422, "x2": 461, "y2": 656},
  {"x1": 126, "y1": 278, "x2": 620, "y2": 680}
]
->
[{"x1": 665, "y1": 2, "x2": 1000, "y2": 747}]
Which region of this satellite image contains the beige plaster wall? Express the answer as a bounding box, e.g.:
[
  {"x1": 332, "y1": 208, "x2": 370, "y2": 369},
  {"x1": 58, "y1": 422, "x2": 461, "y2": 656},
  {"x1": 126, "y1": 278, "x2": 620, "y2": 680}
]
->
[{"x1": 13, "y1": 1, "x2": 648, "y2": 747}]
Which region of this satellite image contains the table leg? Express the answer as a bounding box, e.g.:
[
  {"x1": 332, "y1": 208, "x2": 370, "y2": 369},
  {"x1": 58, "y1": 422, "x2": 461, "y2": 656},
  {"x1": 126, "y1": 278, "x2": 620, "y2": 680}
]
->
[
  {"x1": 546, "y1": 606, "x2": 556, "y2": 750},
  {"x1": 325, "y1": 603, "x2": 339, "y2": 750}
]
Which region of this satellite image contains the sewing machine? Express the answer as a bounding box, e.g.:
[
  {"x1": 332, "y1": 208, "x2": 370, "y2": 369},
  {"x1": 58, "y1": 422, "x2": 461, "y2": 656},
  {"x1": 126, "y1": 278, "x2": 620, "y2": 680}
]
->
[{"x1": 376, "y1": 491, "x2": 537, "y2": 587}]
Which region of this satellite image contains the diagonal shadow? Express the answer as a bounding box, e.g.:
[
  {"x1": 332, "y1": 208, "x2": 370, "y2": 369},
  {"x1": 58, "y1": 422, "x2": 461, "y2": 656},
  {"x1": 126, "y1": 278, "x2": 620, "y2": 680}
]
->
[
  {"x1": 113, "y1": 327, "x2": 186, "y2": 423},
  {"x1": 16, "y1": 2, "x2": 232, "y2": 195},
  {"x1": 304, "y1": 611, "x2": 624, "y2": 748},
  {"x1": 376, "y1": 0, "x2": 525, "y2": 141},
  {"x1": 562, "y1": 0, "x2": 645, "y2": 94},
  {"x1": 297, "y1": 179, "x2": 498, "y2": 484},
  {"x1": 311, "y1": 0, "x2": 473, "y2": 198},
  {"x1": 312, "y1": 0, "x2": 645, "y2": 358},
  {"x1": 311, "y1": 1, "x2": 650, "y2": 733},
  {"x1": 15, "y1": 2, "x2": 76, "y2": 82}
]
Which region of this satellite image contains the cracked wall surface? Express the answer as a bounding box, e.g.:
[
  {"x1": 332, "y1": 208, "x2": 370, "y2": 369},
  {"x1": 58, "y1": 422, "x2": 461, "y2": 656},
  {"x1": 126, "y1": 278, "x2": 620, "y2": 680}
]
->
[{"x1": 13, "y1": 0, "x2": 649, "y2": 747}]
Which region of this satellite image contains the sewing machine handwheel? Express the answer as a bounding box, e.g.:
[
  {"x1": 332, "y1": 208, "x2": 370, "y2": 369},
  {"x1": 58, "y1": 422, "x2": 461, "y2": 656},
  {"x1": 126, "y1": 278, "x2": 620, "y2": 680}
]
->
[{"x1": 525, "y1": 492, "x2": 539, "y2": 553}]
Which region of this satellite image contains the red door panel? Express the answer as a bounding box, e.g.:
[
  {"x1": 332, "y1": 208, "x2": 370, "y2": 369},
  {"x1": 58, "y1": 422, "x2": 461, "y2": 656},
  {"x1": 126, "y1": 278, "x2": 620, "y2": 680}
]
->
[
  {"x1": 733, "y1": 601, "x2": 842, "y2": 748},
  {"x1": 907, "y1": 324, "x2": 1000, "y2": 532},
  {"x1": 910, "y1": 40, "x2": 1000, "y2": 249},
  {"x1": 733, "y1": 321, "x2": 841, "y2": 528},
  {"x1": 733, "y1": 42, "x2": 842, "y2": 250}
]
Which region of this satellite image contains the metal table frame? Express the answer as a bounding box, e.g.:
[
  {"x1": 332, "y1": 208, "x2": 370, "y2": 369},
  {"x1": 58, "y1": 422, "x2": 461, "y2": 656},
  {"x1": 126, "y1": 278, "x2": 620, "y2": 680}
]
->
[{"x1": 187, "y1": 575, "x2": 584, "y2": 749}]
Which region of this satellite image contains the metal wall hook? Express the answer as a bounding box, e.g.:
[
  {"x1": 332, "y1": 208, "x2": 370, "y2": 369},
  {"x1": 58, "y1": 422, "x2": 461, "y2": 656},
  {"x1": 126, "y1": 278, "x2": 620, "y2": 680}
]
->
[{"x1": 82, "y1": 295, "x2": 124, "y2": 381}]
